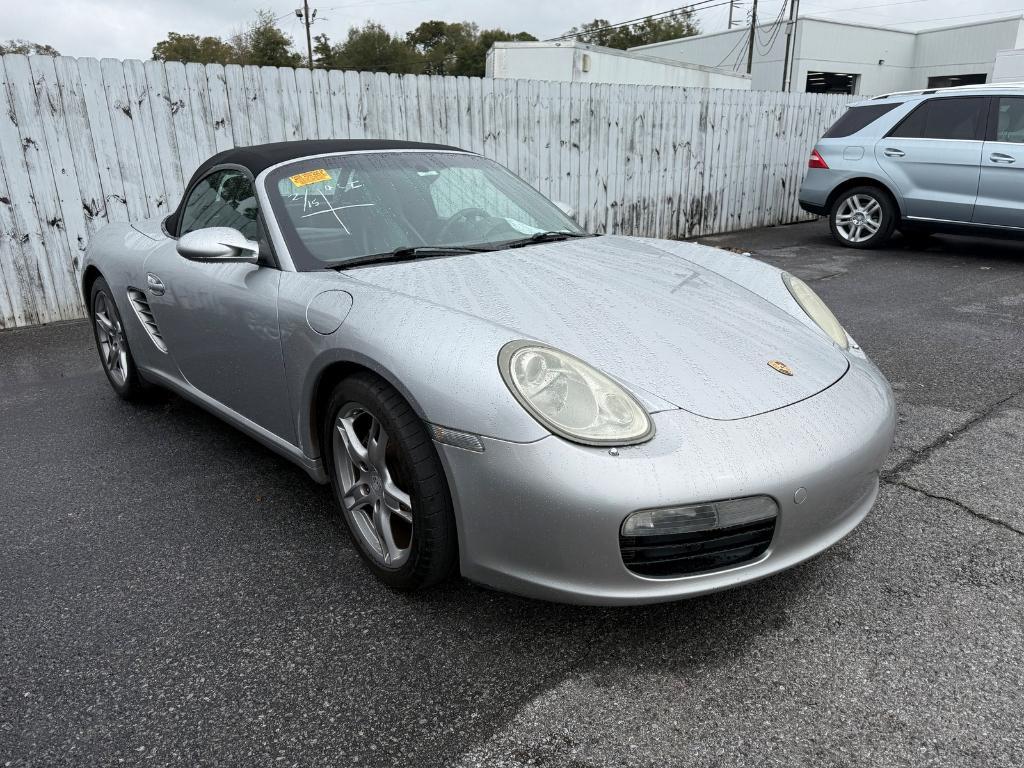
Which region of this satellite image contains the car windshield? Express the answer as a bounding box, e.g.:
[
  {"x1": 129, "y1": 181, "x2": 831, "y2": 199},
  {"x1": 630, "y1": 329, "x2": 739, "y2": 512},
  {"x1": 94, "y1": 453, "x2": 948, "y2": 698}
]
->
[{"x1": 264, "y1": 151, "x2": 586, "y2": 270}]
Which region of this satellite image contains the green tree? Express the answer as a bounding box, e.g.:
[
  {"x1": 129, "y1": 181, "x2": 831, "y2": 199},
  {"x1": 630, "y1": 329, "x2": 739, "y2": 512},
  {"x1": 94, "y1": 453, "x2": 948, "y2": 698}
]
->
[
  {"x1": 319, "y1": 22, "x2": 423, "y2": 74},
  {"x1": 313, "y1": 33, "x2": 335, "y2": 69},
  {"x1": 230, "y1": 10, "x2": 303, "y2": 67},
  {"x1": 568, "y1": 10, "x2": 698, "y2": 50},
  {"x1": 152, "y1": 32, "x2": 235, "y2": 64},
  {"x1": 406, "y1": 20, "x2": 477, "y2": 76},
  {"x1": 151, "y1": 10, "x2": 301, "y2": 67},
  {"x1": 0, "y1": 39, "x2": 60, "y2": 56}
]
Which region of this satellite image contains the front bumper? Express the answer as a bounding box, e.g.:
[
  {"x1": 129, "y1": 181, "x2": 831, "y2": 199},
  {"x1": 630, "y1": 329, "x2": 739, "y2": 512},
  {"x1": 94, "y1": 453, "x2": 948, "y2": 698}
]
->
[{"x1": 437, "y1": 355, "x2": 895, "y2": 605}]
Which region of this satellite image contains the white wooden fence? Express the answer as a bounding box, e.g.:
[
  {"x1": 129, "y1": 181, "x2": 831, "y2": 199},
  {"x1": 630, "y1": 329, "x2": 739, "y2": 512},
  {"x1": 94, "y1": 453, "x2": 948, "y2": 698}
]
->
[{"x1": 0, "y1": 55, "x2": 848, "y2": 329}]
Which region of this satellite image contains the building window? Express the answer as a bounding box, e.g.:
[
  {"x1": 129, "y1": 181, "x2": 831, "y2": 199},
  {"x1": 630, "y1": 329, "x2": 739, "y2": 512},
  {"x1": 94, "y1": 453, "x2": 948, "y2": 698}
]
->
[
  {"x1": 805, "y1": 72, "x2": 859, "y2": 94},
  {"x1": 927, "y1": 74, "x2": 986, "y2": 88}
]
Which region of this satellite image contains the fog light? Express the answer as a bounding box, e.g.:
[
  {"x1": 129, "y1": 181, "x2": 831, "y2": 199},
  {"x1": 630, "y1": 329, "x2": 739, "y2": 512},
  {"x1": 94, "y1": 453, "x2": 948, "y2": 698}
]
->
[{"x1": 621, "y1": 496, "x2": 778, "y2": 537}]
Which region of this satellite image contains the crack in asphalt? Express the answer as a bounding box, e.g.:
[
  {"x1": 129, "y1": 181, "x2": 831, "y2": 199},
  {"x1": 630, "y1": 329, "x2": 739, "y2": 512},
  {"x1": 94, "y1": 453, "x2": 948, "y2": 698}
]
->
[
  {"x1": 878, "y1": 386, "x2": 1024, "y2": 539},
  {"x1": 884, "y1": 478, "x2": 1024, "y2": 537},
  {"x1": 802, "y1": 270, "x2": 845, "y2": 283},
  {"x1": 882, "y1": 387, "x2": 1024, "y2": 480}
]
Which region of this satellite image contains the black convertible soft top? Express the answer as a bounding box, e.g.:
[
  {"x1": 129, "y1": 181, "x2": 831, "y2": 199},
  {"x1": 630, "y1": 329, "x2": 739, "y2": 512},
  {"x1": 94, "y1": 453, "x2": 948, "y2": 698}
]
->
[{"x1": 166, "y1": 139, "x2": 464, "y2": 234}]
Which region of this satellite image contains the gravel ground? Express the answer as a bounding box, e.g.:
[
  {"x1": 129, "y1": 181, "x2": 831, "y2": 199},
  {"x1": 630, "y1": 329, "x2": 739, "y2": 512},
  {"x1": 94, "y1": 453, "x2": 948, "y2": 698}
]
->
[{"x1": 1, "y1": 219, "x2": 1022, "y2": 767}]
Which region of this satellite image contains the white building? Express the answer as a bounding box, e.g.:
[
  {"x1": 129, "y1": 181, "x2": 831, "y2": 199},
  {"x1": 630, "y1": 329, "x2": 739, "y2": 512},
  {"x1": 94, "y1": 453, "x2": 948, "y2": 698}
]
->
[
  {"x1": 629, "y1": 14, "x2": 1024, "y2": 95},
  {"x1": 485, "y1": 40, "x2": 751, "y2": 90}
]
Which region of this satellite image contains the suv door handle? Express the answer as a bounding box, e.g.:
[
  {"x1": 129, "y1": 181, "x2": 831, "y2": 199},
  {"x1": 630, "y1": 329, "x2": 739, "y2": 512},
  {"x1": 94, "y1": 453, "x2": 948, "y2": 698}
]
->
[
  {"x1": 146, "y1": 273, "x2": 166, "y2": 296},
  {"x1": 990, "y1": 152, "x2": 1016, "y2": 164},
  {"x1": 883, "y1": 148, "x2": 905, "y2": 158}
]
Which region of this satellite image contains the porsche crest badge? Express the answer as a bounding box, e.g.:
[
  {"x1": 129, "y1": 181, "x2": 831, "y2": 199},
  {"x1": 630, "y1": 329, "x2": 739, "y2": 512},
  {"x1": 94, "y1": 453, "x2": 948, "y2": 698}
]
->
[{"x1": 768, "y1": 360, "x2": 794, "y2": 376}]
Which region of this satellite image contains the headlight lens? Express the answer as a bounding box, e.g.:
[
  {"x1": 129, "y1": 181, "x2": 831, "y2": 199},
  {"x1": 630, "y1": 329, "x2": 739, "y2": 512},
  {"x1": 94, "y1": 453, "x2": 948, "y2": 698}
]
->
[
  {"x1": 499, "y1": 341, "x2": 653, "y2": 446},
  {"x1": 782, "y1": 273, "x2": 849, "y2": 349}
]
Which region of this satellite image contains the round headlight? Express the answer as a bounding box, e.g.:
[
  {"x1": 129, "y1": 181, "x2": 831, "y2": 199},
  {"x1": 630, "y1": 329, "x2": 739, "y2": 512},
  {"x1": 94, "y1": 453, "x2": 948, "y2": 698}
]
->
[
  {"x1": 782, "y1": 273, "x2": 849, "y2": 350},
  {"x1": 498, "y1": 341, "x2": 654, "y2": 446}
]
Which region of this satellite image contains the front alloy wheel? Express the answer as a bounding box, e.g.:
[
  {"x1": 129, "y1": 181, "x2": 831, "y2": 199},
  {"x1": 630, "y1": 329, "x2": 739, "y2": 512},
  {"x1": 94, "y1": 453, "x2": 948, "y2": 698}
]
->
[
  {"x1": 333, "y1": 404, "x2": 414, "y2": 569},
  {"x1": 828, "y1": 186, "x2": 896, "y2": 249},
  {"x1": 324, "y1": 372, "x2": 457, "y2": 590},
  {"x1": 90, "y1": 277, "x2": 144, "y2": 398},
  {"x1": 94, "y1": 291, "x2": 130, "y2": 386}
]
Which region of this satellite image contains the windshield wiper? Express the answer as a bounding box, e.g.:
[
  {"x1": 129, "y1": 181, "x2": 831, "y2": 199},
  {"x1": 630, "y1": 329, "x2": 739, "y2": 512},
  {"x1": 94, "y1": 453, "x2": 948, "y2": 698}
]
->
[
  {"x1": 499, "y1": 231, "x2": 596, "y2": 249},
  {"x1": 328, "y1": 245, "x2": 493, "y2": 270}
]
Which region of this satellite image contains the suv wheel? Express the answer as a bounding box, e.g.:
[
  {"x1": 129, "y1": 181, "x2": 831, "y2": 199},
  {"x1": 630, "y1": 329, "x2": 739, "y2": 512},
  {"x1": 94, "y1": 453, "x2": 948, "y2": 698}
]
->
[{"x1": 828, "y1": 186, "x2": 896, "y2": 249}]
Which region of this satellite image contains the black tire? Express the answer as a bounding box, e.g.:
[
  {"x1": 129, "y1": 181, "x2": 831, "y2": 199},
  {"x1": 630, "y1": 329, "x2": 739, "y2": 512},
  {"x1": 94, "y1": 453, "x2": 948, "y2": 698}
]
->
[
  {"x1": 828, "y1": 185, "x2": 897, "y2": 249},
  {"x1": 323, "y1": 372, "x2": 457, "y2": 590},
  {"x1": 89, "y1": 277, "x2": 146, "y2": 399}
]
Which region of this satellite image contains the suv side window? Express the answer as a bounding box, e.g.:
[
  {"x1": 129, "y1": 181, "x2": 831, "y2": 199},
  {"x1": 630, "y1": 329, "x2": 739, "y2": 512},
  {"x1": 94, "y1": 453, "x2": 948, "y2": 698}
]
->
[
  {"x1": 823, "y1": 103, "x2": 902, "y2": 138},
  {"x1": 178, "y1": 169, "x2": 259, "y2": 239},
  {"x1": 993, "y1": 96, "x2": 1024, "y2": 144},
  {"x1": 889, "y1": 97, "x2": 987, "y2": 141}
]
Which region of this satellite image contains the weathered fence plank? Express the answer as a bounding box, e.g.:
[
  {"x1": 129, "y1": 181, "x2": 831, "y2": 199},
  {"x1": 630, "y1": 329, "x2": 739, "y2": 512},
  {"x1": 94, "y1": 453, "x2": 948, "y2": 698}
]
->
[{"x1": 0, "y1": 55, "x2": 848, "y2": 329}]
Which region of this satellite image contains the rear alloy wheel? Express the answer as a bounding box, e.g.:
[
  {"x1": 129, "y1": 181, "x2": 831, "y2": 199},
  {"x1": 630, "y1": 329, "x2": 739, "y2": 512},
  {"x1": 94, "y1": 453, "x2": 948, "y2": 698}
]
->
[
  {"x1": 90, "y1": 277, "x2": 145, "y2": 399},
  {"x1": 829, "y1": 186, "x2": 896, "y2": 249},
  {"x1": 324, "y1": 372, "x2": 457, "y2": 590}
]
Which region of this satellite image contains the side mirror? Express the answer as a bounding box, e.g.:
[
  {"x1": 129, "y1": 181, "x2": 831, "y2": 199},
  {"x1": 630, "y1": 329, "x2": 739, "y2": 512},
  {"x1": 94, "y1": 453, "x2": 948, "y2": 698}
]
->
[
  {"x1": 553, "y1": 200, "x2": 576, "y2": 219},
  {"x1": 176, "y1": 227, "x2": 260, "y2": 263}
]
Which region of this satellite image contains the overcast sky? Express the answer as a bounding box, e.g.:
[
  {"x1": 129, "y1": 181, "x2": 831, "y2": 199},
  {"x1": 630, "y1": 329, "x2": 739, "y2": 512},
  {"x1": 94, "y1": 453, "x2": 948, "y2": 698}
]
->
[{"x1": 2, "y1": 0, "x2": 1022, "y2": 60}]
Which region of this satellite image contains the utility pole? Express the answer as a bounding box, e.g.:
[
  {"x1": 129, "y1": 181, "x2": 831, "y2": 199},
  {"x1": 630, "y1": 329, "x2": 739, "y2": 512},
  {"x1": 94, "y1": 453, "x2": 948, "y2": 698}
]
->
[
  {"x1": 296, "y1": 2, "x2": 316, "y2": 70},
  {"x1": 781, "y1": 0, "x2": 799, "y2": 91},
  {"x1": 728, "y1": 0, "x2": 736, "y2": 29},
  {"x1": 746, "y1": 0, "x2": 758, "y2": 75}
]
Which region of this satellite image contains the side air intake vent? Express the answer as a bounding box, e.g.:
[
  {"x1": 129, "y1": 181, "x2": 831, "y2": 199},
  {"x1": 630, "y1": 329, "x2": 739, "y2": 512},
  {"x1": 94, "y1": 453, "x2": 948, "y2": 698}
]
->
[{"x1": 126, "y1": 287, "x2": 168, "y2": 353}]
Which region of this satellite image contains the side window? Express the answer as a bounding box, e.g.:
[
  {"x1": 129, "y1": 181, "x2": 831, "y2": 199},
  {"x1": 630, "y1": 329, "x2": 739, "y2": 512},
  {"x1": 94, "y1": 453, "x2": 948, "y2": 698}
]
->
[
  {"x1": 178, "y1": 169, "x2": 259, "y2": 239},
  {"x1": 994, "y1": 97, "x2": 1024, "y2": 144},
  {"x1": 889, "y1": 97, "x2": 986, "y2": 141},
  {"x1": 823, "y1": 103, "x2": 902, "y2": 138}
]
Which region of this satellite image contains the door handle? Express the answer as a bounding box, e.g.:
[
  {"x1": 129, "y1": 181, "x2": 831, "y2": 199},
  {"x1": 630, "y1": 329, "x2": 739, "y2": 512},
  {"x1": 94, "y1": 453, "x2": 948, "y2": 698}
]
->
[
  {"x1": 990, "y1": 152, "x2": 1016, "y2": 164},
  {"x1": 883, "y1": 148, "x2": 905, "y2": 158},
  {"x1": 146, "y1": 273, "x2": 165, "y2": 296}
]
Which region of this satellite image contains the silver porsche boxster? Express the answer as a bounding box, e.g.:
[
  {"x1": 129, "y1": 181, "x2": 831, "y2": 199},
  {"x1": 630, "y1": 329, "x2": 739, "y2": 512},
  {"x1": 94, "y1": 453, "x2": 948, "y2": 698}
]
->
[{"x1": 82, "y1": 140, "x2": 895, "y2": 605}]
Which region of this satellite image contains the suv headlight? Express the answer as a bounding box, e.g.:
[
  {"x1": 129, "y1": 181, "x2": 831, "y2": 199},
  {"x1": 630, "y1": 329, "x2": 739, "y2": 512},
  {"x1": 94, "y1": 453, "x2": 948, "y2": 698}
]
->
[
  {"x1": 782, "y1": 273, "x2": 849, "y2": 349},
  {"x1": 498, "y1": 341, "x2": 654, "y2": 446}
]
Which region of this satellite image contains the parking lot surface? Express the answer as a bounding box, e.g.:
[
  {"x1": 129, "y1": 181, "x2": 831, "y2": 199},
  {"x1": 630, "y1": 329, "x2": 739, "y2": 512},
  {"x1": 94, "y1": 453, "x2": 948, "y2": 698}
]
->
[{"x1": 2, "y1": 219, "x2": 1022, "y2": 767}]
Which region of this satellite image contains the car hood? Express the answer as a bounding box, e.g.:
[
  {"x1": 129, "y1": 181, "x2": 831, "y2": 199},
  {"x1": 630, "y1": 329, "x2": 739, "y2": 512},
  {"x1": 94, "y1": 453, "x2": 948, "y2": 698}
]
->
[{"x1": 346, "y1": 236, "x2": 849, "y2": 420}]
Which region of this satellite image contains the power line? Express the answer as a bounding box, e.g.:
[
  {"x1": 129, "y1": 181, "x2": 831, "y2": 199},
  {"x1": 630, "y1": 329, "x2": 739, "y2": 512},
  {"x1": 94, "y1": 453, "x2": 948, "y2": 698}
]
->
[
  {"x1": 712, "y1": 26, "x2": 749, "y2": 67},
  {"x1": 547, "y1": 0, "x2": 728, "y2": 42},
  {"x1": 548, "y1": 0, "x2": 725, "y2": 42},
  {"x1": 756, "y1": 1, "x2": 788, "y2": 53},
  {"x1": 734, "y1": 27, "x2": 751, "y2": 69}
]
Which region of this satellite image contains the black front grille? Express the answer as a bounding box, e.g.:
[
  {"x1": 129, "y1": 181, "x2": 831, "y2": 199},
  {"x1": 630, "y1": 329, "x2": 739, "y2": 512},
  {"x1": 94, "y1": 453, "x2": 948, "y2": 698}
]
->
[{"x1": 620, "y1": 518, "x2": 776, "y2": 578}]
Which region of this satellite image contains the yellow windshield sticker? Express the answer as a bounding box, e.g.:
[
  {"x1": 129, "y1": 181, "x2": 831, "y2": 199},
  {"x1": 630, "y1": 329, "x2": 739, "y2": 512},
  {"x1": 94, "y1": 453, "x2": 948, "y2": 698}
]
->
[{"x1": 289, "y1": 168, "x2": 332, "y2": 187}]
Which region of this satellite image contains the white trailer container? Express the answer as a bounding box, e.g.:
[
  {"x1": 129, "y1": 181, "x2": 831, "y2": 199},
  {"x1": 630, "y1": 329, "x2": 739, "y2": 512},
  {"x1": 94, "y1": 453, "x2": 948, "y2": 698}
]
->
[{"x1": 486, "y1": 41, "x2": 750, "y2": 90}]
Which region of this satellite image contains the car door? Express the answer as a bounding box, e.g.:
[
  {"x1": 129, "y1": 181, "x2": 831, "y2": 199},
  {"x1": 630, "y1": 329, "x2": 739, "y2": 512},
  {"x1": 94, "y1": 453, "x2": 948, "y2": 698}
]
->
[
  {"x1": 973, "y1": 95, "x2": 1024, "y2": 229},
  {"x1": 875, "y1": 96, "x2": 988, "y2": 223},
  {"x1": 144, "y1": 167, "x2": 296, "y2": 443}
]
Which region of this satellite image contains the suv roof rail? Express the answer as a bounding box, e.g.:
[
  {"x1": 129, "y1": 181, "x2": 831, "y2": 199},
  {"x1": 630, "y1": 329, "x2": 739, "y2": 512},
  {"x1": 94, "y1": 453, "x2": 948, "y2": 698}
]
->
[{"x1": 871, "y1": 81, "x2": 1024, "y2": 100}]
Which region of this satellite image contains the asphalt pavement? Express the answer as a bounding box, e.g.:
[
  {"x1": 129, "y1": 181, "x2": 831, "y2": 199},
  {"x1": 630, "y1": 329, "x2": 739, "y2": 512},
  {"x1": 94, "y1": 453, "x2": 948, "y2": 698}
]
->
[{"x1": 1, "y1": 219, "x2": 1022, "y2": 767}]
